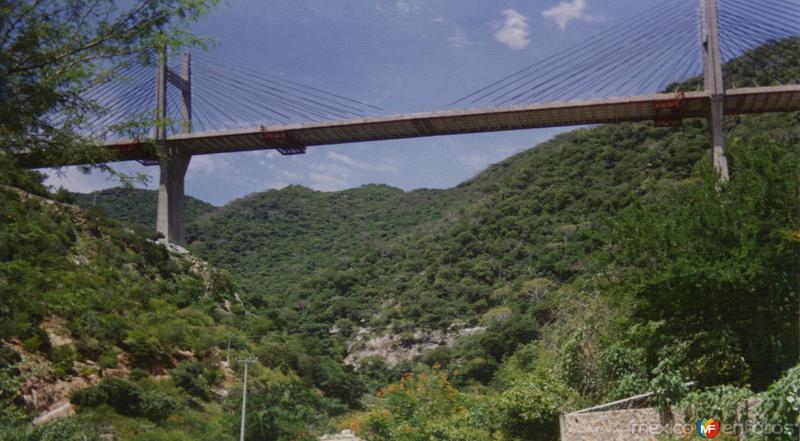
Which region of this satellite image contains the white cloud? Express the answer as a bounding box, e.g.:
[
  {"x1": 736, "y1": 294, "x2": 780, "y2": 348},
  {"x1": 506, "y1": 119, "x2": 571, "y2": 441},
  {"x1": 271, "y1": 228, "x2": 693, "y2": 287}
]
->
[
  {"x1": 44, "y1": 168, "x2": 111, "y2": 194},
  {"x1": 447, "y1": 27, "x2": 473, "y2": 50},
  {"x1": 44, "y1": 164, "x2": 157, "y2": 194},
  {"x1": 304, "y1": 150, "x2": 401, "y2": 191},
  {"x1": 542, "y1": 0, "x2": 595, "y2": 30},
  {"x1": 394, "y1": 0, "x2": 428, "y2": 15},
  {"x1": 327, "y1": 151, "x2": 398, "y2": 174},
  {"x1": 188, "y1": 155, "x2": 230, "y2": 177},
  {"x1": 460, "y1": 154, "x2": 491, "y2": 173},
  {"x1": 494, "y1": 9, "x2": 530, "y2": 50},
  {"x1": 308, "y1": 166, "x2": 351, "y2": 191}
]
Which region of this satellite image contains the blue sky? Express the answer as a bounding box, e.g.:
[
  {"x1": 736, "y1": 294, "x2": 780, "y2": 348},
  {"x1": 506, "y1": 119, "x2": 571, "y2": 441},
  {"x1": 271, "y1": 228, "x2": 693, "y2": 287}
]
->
[{"x1": 46, "y1": 0, "x2": 663, "y2": 206}]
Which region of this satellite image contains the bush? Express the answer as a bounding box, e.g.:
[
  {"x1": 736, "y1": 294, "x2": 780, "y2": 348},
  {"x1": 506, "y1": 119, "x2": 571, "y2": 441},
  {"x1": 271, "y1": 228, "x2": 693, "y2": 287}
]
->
[
  {"x1": 129, "y1": 368, "x2": 150, "y2": 381},
  {"x1": 650, "y1": 356, "x2": 688, "y2": 410},
  {"x1": 494, "y1": 375, "x2": 569, "y2": 441},
  {"x1": 50, "y1": 345, "x2": 76, "y2": 374},
  {"x1": 753, "y1": 365, "x2": 800, "y2": 441},
  {"x1": 172, "y1": 361, "x2": 211, "y2": 399},
  {"x1": 21, "y1": 328, "x2": 51, "y2": 354},
  {"x1": 98, "y1": 378, "x2": 142, "y2": 416},
  {"x1": 0, "y1": 346, "x2": 21, "y2": 370},
  {"x1": 70, "y1": 379, "x2": 179, "y2": 423},
  {"x1": 123, "y1": 330, "x2": 165, "y2": 367},
  {"x1": 70, "y1": 386, "x2": 107, "y2": 409},
  {"x1": 0, "y1": 415, "x2": 101, "y2": 441},
  {"x1": 140, "y1": 390, "x2": 179, "y2": 423},
  {"x1": 680, "y1": 385, "x2": 753, "y2": 426},
  {"x1": 97, "y1": 351, "x2": 118, "y2": 370}
]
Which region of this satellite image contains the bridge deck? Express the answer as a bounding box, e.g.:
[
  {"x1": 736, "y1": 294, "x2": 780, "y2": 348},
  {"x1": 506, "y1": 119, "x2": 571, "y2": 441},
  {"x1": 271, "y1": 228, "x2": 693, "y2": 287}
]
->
[{"x1": 23, "y1": 85, "x2": 800, "y2": 167}]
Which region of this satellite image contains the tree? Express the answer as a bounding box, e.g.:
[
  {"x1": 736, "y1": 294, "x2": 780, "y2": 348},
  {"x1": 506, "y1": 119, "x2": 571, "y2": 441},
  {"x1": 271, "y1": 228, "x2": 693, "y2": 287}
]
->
[{"x1": 0, "y1": 0, "x2": 217, "y2": 174}]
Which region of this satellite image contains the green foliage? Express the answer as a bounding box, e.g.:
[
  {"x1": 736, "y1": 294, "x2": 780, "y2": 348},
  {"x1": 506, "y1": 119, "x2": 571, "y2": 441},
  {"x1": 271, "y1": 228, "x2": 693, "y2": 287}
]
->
[
  {"x1": 680, "y1": 385, "x2": 753, "y2": 426},
  {"x1": 171, "y1": 361, "x2": 220, "y2": 400},
  {"x1": 50, "y1": 345, "x2": 76, "y2": 375},
  {"x1": 650, "y1": 356, "x2": 689, "y2": 410},
  {"x1": 1, "y1": 0, "x2": 218, "y2": 170},
  {"x1": 355, "y1": 369, "x2": 492, "y2": 441},
  {"x1": 603, "y1": 132, "x2": 800, "y2": 390},
  {"x1": 71, "y1": 188, "x2": 215, "y2": 233},
  {"x1": 139, "y1": 390, "x2": 180, "y2": 423},
  {"x1": 71, "y1": 378, "x2": 180, "y2": 423},
  {"x1": 753, "y1": 364, "x2": 800, "y2": 441},
  {"x1": 98, "y1": 378, "x2": 144, "y2": 417},
  {"x1": 0, "y1": 416, "x2": 101, "y2": 441},
  {"x1": 4, "y1": 36, "x2": 800, "y2": 441},
  {"x1": 493, "y1": 374, "x2": 571, "y2": 441},
  {"x1": 71, "y1": 385, "x2": 108, "y2": 409},
  {"x1": 226, "y1": 376, "x2": 327, "y2": 441},
  {"x1": 312, "y1": 358, "x2": 367, "y2": 410}
]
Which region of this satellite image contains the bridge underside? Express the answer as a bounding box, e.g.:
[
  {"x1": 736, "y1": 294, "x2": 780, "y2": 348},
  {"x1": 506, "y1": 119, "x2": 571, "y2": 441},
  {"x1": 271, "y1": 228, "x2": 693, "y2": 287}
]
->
[{"x1": 19, "y1": 85, "x2": 800, "y2": 168}]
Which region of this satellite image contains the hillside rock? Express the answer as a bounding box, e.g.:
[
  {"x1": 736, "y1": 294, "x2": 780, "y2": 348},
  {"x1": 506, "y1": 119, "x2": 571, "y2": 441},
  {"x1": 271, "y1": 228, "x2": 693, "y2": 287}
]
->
[{"x1": 345, "y1": 326, "x2": 484, "y2": 367}]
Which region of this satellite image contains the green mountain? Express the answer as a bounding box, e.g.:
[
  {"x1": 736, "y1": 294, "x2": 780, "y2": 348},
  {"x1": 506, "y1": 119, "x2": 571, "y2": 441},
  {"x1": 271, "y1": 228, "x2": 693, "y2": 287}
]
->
[
  {"x1": 177, "y1": 120, "x2": 708, "y2": 333},
  {"x1": 70, "y1": 187, "x2": 216, "y2": 232},
  {"x1": 0, "y1": 182, "x2": 367, "y2": 440},
  {"x1": 54, "y1": 38, "x2": 800, "y2": 440}
]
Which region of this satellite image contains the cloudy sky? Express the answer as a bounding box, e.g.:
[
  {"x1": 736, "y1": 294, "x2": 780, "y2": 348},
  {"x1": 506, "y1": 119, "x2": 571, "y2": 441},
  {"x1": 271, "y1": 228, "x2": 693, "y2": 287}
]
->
[{"x1": 46, "y1": 0, "x2": 663, "y2": 206}]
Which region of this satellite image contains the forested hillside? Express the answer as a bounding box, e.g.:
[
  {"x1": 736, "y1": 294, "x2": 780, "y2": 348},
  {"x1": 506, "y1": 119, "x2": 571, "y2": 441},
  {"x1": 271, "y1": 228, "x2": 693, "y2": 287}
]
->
[
  {"x1": 58, "y1": 38, "x2": 800, "y2": 441},
  {"x1": 0, "y1": 173, "x2": 368, "y2": 441},
  {"x1": 71, "y1": 187, "x2": 216, "y2": 232}
]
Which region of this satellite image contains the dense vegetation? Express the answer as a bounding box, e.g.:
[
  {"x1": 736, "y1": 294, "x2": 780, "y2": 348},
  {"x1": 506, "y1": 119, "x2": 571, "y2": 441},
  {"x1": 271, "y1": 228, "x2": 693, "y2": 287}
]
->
[
  {"x1": 76, "y1": 110, "x2": 800, "y2": 439},
  {"x1": 0, "y1": 174, "x2": 367, "y2": 441},
  {"x1": 3, "y1": 13, "x2": 798, "y2": 439},
  {"x1": 71, "y1": 187, "x2": 216, "y2": 233}
]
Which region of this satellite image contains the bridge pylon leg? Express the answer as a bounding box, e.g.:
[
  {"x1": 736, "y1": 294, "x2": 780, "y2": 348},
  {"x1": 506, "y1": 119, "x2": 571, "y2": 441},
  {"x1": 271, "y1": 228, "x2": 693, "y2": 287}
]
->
[
  {"x1": 153, "y1": 49, "x2": 193, "y2": 245},
  {"x1": 157, "y1": 152, "x2": 191, "y2": 245},
  {"x1": 701, "y1": 0, "x2": 730, "y2": 182},
  {"x1": 709, "y1": 95, "x2": 729, "y2": 182}
]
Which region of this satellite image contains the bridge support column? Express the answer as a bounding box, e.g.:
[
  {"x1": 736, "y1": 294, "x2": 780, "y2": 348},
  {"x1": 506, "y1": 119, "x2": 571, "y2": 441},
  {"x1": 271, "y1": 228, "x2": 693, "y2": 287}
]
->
[
  {"x1": 157, "y1": 152, "x2": 191, "y2": 244},
  {"x1": 154, "y1": 50, "x2": 193, "y2": 244},
  {"x1": 702, "y1": 0, "x2": 730, "y2": 182},
  {"x1": 709, "y1": 95, "x2": 729, "y2": 182}
]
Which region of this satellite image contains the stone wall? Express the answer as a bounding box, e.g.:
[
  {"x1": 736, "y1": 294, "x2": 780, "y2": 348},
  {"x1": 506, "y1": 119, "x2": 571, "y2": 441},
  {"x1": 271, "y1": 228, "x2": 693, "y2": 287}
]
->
[{"x1": 560, "y1": 407, "x2": 689, "y2": 441}]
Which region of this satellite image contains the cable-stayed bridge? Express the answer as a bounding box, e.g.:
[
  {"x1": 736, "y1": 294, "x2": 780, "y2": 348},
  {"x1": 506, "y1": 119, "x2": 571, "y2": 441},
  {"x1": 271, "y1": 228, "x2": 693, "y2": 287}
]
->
[{"x1": 16, "y1": 0, "x2": 800, "y2": 244}]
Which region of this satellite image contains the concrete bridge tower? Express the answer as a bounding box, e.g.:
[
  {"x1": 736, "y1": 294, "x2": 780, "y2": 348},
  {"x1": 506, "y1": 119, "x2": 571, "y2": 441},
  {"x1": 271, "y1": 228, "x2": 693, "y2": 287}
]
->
[
  {"x1": 155, "y1": 51, "x2": 192, "y2": 244},
  {"x1": 702, "y1": 0, "x2": 730, "y2": 182}
]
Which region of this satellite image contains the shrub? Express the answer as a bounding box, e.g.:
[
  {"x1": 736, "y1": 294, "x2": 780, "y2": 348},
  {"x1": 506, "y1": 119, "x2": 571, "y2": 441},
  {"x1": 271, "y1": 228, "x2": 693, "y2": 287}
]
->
[
  {"x1": 650, "y1": 356, "x2": 688, "y2": 410},
  {"x1": 680, "y1": 385, "x2": 753, "y2": 426},
  {"x1": 98, "y1": 378, "x2": 142, "y2": 416},
  {"x1": 172, "y1": 361, "x2": 211, "y2": 399},
  {"x1": 97, "y1": 351, "x2": 117, "y2": 370},
  {"x1": 140, "y1": 390, "x2": 179, "y2": 423},
  {"x1": 21, "y1": 328, "x2": 51, "y2": 354},
  {"x1": 0, "y1": 416, "x2": 102, "y2": 441},
  {"x1": 50, "y1": 345, "x2": 76, "y2": 374},
  {"x1": 0, "y1": 346, "x2": 21, "y2": 370},
  {"x1": 123, "y1": 330, "x2": 165, "y2": 367},
  {"x1": 70, "y1": 386, "x2": 107, "y2": 408},
  {"x1": 494, "y1": 375, "x2": 569, "y2": 441},
  {"x1": 753, "y1": 365, "x2": 800, "y2": 441},
  {"x1": 129, "y1": 368, "x2": 150, "y2": 381}
]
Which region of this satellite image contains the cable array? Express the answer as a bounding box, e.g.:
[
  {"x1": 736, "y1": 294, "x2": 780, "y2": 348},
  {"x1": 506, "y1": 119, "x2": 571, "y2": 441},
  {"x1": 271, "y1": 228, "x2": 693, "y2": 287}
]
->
[
  {"x1": 718, "y1": 0, "x2": 800, "y2": 86},
  {"x1": 76, "y1": 54, "x2": 381, "y2": 139},
  {"x1": 453, "y1": 0, "x2": 800, "y2": 108},
  {"x1": 71, "y1": 0, "x2": 800, "y2": 138}
]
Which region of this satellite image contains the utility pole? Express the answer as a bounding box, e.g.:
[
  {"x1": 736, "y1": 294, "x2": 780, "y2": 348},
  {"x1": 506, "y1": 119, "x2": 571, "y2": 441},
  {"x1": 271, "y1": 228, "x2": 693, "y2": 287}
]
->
[
  {"x1": 225, "y1": 335, "x2": 231, "y2": 368},
  {"x1": 701, "y1": 0, "x2": 729, "y2": 182},
  {"x1": 238, "y1": 358, "x2": 256, "y2": 441}
]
